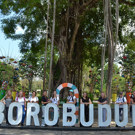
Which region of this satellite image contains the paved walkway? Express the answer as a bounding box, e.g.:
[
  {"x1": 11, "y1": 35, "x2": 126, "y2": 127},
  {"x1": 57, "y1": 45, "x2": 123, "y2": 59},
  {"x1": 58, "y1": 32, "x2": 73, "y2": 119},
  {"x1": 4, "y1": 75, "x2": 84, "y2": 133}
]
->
[
  {"x1": 0, "y1": 114, "x2": 134, "y2": 135},
  {"x1": 0, "y1": 129, "x2": 135, "y2": 135}
]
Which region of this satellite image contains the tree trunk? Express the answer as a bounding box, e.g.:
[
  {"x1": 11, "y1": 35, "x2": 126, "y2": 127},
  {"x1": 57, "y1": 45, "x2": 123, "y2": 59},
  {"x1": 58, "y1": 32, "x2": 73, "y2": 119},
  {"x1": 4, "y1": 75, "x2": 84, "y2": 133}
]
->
[
  {"x1": 29, "y1": 78, "x2": 33, "y2": 92},
  {"x1": 79, "y1": 64, "x2": 83, "y2": 96},
  {"x1": 48, "y1": 0, "x2": 56, "y2": 97},
  {"x1": 52, "y1": 0, "x2": 99, "y2": 92},
  {"x1": 43, "y1": 0, "x2": 50, "y2": 91},
  {"x1": 101, "y1": 45, "x2": 106, "y2": 92},
  {"x1": 101, "y1": 0, "x2": 108, "y2": 93},
  {"x1": 106, "y1": 0, "x2": 115, "y2": 103}
]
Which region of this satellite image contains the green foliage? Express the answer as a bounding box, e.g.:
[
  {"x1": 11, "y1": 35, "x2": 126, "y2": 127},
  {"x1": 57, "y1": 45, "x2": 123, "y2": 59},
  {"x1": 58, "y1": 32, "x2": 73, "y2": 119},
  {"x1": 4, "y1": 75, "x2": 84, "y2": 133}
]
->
[
  {"x1": 60, "y1": 98, "x2": 67, "y2": 104},
  {"x1": 119, "y1": 43, "x2": 135, "y2": 92},
  {"x1": 112, "y1": 74, "x2": 125, "y2": 93},
  {"x1": 127, "y1": 39, "x2": 135, "y2": 51},
  {"x1": 0, "y1": 0, "x2": 135, "y2": 97},
  {"x1": 38, "y1": 96, "x2": 42, "y2": 105},
  {"x1": 88, "y1": 93, "x2": 94, "y2": 102},
  {"x1": 0, "y1": 61, "x2": 20, "y2": 90}
]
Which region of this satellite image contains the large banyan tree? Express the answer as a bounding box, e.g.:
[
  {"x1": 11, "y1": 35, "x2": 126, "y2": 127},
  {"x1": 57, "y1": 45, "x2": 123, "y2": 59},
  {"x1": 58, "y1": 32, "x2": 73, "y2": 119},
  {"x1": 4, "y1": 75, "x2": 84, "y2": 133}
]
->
[{"x1": 0, "y1": 0, "x2": 135, "y2": 98}]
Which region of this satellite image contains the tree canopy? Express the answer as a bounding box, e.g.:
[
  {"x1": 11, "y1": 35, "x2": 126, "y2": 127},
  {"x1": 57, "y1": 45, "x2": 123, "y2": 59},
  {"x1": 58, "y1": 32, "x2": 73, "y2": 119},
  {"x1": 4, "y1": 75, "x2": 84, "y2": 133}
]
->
[{"x1": 0, "y1": 0, "x2": 135, "y2": 97}]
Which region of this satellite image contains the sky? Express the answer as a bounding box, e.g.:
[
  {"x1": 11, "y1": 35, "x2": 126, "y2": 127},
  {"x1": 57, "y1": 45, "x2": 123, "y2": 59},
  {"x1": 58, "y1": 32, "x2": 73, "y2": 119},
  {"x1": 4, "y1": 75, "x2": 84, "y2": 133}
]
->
[
  {"x1": 0, "y1": 24, "x2": 23, "y2": 61},
  {"x1": 0, "y1": 11, "x2": 24, "y2": 61}
]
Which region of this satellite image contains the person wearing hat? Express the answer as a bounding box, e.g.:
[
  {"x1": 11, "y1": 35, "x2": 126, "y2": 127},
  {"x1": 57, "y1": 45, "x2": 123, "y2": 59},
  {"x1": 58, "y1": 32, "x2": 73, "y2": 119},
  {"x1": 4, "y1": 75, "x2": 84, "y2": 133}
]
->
[
  {"x1": 115, "y1": 92, "x2": 127, "y2": 126},
  {"x1": 66, "y1": 89, "x2": 77, "y2": 122}
]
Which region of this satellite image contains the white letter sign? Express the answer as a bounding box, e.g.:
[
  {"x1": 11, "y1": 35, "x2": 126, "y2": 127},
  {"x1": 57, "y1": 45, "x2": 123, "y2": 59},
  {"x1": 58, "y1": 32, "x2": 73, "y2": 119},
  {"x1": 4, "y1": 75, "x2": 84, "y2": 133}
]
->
[
  {"x1": 80, "y1": 104, "x2": 94, "y2": 127},
  {"x1": 0, "y1": 102, "x2": 5, "y2": 124},
  {"x1": 44, "y1": 103, "x2": 59, "y2": 126},
  {"x1": 132, "y1": 104, "x2": 135, "y2": 126},
  {"x1": 8, "y1": 102, "x2": 22, "y2": 125},
  {"x1": 63, "y1": 104, "x2": 76, "y2": 126},
  {"x1": 98, "y1": 104, "x2": 111, "y2": 127},
  {"x1": 115, "y1": 104, "x2": 128, "y2": 127},
  {"x1": 26, "y1": 103, "x2": 40, "y2": 126}
]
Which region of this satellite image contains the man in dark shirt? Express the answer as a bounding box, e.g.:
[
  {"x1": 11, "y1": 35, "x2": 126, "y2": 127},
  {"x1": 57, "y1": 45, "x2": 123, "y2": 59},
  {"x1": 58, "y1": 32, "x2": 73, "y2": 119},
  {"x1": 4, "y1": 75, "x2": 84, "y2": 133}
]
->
[
  {"x1": 41, "y1": 95, "x2": 49, "y2": 105},
  {"x1": 98, "y1": 96, "x2": 108, "y2": 103},
  {"x1": 41, "y1": 91, "x2": 50, "y2": 126}
]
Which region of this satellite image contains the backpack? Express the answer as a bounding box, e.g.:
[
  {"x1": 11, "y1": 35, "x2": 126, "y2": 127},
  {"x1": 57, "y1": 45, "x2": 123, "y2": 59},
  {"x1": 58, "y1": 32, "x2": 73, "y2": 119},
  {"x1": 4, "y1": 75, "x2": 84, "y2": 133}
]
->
[
  {"x1": 118, "y1": 97, "x2": 125, "y2": 102},
  {"x1": 68, "y1": 96, "x2": 77, "y2": 106},
  {"x1": 68, "y1": 96, "x2": 74, "y2": 102}
]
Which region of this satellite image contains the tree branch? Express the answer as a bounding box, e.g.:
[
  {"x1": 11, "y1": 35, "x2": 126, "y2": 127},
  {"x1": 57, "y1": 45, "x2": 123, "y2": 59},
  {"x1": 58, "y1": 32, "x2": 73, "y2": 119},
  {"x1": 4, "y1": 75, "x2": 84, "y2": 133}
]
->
[
  {"x1": 69, "y1": 21, "x2": 80, "y2": 61},
  {"x1": 79, "y1": 0, "x2": 99, "y2": 13},
  {"x1": 69, "y1": 0, "x2": 99, "y2": 61},
  {"x1": 81, "y1": 0, "x2": 93, "y2": 8},
  {"x1": 119, "y1": 0, "x2": 135, "y2": 6}
]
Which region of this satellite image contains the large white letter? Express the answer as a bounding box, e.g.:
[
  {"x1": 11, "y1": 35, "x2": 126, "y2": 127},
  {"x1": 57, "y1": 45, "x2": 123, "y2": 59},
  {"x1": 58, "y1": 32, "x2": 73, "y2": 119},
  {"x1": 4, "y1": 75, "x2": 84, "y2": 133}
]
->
[
  {"x1": 80, "y1": 104, "x2": 94, "y2": 127},
  {"x1": 98, "y1": 104, "x2": 111, "y2": 127},
  {"x1": 41, "y1": 106, "x2": 46, "y2": 126},
  {"x1": 26, "y1": 103, "x2": 40, "y2": 126},
  {"x1": 63, "y1": 103, "x2": 76, "y2": 126},
  {"x1": 132, "y1": 104, "x2": 135, "y2": 126},
  {"x1": 0, "y1": 102, "x2": 5, "y2": 124},
  {"x1": 8, "y1": 102, "x2": 22, "y2": 125},
  {"x1": 44, "y1": 103, "x2": 59, "y2": 126},
  {"x1": 115, "y1": 104, "x2": 128, "y2": 127}
]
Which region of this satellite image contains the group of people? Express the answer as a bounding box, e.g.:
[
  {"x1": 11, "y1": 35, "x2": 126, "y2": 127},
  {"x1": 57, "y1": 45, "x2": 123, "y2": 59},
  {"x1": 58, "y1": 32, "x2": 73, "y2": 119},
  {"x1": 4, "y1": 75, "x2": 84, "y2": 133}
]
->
[
  {"x1": 0, "y1": 89, "x2": 134, "y2": 127},
  {"x1": 80, "y1": 91, "x2": 128, "y2": 127},
  {"x1": 1, "y1": 90, "x2": 39, "y2": 126},
  {"x1": 1, "y1": 90, "x2": 59, "y2": 126},
  {"x1": 41, "y1": 90, "x2": 59, "y2": 126}
]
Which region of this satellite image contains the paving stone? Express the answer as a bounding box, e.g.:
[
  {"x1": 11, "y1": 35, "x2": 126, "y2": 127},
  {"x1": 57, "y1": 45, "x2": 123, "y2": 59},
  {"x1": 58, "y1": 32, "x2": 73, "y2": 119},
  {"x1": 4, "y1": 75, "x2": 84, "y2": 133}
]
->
[{"x1": 0, "y1": 129, "x2": 135, "y2": 135}]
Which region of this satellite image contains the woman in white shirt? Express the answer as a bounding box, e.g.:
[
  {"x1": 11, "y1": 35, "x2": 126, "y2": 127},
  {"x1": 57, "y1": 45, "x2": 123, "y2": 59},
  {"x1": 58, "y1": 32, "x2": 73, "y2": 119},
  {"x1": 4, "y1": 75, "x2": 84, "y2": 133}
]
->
[
  {"x1": 50, "y1": 91, "x2": 59, "y2": 123},
  {"x1": 28, "y1": 91, "x2": 39, "y2": 103},
  {"x1": 15, "y1": 90, "x2": 26, "y2": 126},
  {"x1": 28, "y1": 91, "x2": 39, "y2": 124}
]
